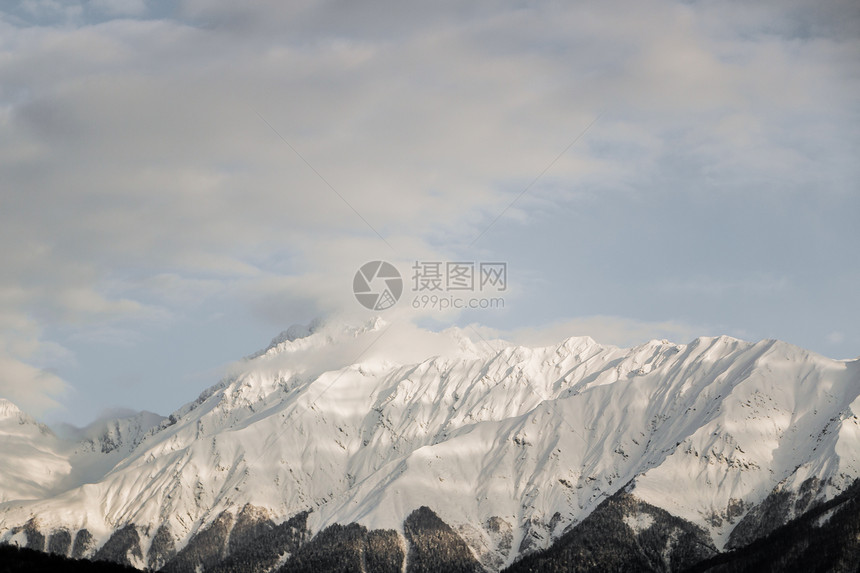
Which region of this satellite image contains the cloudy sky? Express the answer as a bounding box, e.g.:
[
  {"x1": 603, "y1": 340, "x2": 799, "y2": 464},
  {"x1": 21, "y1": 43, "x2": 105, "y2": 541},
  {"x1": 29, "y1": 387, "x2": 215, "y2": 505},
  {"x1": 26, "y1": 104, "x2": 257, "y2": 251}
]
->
[{"x1": 1, "y1": 0, "x2": 858, "y2": 425}]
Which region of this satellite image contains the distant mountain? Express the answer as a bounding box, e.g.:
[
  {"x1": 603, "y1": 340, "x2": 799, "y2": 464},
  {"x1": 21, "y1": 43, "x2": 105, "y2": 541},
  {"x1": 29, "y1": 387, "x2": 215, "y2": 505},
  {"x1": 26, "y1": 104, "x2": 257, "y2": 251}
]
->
[
  {"x1": 0, "y1": 397, "x2": 164, "y2": 505},
  {"x1": 1, "y1": 318, "x2": 858, "y2": 571}
]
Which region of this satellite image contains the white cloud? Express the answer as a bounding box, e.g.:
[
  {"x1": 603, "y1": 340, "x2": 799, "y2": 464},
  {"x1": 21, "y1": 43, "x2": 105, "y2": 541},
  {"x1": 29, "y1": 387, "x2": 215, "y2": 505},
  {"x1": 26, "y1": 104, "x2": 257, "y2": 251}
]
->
[
  {"x1": 0, "y1": 313, "x2": 72, "y2": 415},
  {"x1": 826, "y1": 331, "x2": 845, "y2": 345},
  {"x1": 0, "y1": 352, "x2": 68, "y2": 414},
  {"x1": 501, "y1": 315, "x2": 705, "y2": 349},
  {"x1": 0, "y1": 0, "x2": 857, "y2": 417}
]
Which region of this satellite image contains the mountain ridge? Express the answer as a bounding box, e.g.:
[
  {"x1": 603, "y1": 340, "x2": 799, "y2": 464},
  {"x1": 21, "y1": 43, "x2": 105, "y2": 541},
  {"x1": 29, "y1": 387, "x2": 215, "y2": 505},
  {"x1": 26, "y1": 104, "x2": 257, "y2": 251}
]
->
[{"x1": 1, "y1": 319, "x2": 857, "y2": 571}]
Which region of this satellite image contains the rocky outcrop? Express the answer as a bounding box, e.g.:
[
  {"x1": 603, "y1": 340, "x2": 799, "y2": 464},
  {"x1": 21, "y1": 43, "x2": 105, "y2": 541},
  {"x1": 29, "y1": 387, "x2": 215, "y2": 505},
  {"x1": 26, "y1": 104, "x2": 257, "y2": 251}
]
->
[
  {"x1": 92, "y1": 525, "x2": 142, "y2": 567},
  {"x1": 504, "y1": 490, "x2": 718, "y2": 572},
  {"x1": 277, "y1": 523, "x2": 403, "y2": 573},
  {"x1": 162, "y1": 511, "x2": 234, "y2": 573},
  {"x1": 404, "y1": 506, "x2": 483, "y2": 573},
  {"x1": 47, "y1": 528, "x2": 72, "y2": 556},
  {"x1": 726, "y1": 477, "x2": 826, "y2": 549},
  {"x1": 147, "y1": 524, "x2": 176, "y2": 570}
]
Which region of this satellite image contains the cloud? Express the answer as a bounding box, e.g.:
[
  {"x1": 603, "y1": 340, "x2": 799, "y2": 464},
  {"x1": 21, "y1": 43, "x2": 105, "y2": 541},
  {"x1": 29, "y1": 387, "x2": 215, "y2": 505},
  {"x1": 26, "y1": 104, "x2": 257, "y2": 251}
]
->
[
  {"x1": 826, "y1": 331, "x2": 845, "y2": 345},
  {"x1": 0, "y1": 0, "x2": 857, "y2": 417},
  {"x1": 0, "y1": 352, "x2": 68, "y2": 414},
  {"x1": 225, "y1": 318, "x2": 483, "y2": 388},
  {"x1": 501, "y1": 315, "x2": 705, "y2": 349},
  {"x1": 0, "y1": 314, "x2": 72, "y2": 415}
]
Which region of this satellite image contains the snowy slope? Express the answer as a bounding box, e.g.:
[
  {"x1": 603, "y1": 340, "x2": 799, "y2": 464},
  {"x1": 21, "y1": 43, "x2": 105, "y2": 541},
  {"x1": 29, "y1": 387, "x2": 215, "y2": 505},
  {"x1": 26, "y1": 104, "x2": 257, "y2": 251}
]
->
[
  {"x1": 0, "y1": 401, "x2": 164, "y2": 505},
  {"x1": 0, "y1": 319, "x2": 857, "y2": 570},
  {"x1": 0, "y1": 399, "x2": 70, "y2": 503}
]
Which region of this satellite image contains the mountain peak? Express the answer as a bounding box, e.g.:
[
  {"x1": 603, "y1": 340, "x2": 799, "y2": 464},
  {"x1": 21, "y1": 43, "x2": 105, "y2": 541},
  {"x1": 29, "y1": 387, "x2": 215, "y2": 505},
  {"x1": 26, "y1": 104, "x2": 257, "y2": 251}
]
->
[
  {"x1": 0, "y1": 399, "x2": 26, "y2": 421},
  {"x1": 249, "y1": 317, "x2": 390, "y2": 360},
  {"x1": 246, "y1": 318, "x2": 323, "y2": 359},
  {"x1": 268, "y1": 319, "x2": 322, "y2": 346}
]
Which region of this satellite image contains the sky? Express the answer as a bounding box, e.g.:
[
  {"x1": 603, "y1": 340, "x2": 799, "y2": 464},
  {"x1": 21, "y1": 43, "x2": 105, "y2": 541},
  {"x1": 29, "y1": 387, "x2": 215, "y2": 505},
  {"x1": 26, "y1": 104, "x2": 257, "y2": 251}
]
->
[{"x1": 0, "y1": 0, "x2": 858, "y2": 426}]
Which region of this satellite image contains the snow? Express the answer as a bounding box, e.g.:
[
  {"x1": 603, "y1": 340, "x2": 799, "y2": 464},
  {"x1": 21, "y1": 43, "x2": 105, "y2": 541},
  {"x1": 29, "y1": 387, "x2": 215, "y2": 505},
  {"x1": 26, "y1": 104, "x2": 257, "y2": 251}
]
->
[
  {"x1": 0, "y1": 319, "x2": 857, "y2": 568},
  {"x1": 623, "y1": 512, "x2": 655, "y2": 534},
  {"x1": 0, "y1": 399, "x2": 25, "y2": 420}
]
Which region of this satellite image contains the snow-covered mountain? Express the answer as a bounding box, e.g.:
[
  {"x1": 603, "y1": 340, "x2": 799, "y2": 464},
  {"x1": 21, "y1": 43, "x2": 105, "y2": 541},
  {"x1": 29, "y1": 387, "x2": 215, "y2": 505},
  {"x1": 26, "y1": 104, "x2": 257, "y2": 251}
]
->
[
  {"x1": 0, "y1": 399, "x2": 163, "y2": 505},
  {"x1": 1, "y1": 318, "x2": 858, "y2": 571}
]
